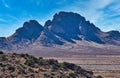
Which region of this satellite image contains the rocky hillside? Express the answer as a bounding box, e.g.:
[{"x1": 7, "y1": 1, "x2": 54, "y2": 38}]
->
[{"x1": 0, "y1": 51, "x2": 102, "y2": 78}]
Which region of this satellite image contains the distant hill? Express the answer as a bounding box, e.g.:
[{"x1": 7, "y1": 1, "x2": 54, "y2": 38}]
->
[
  {"x1": 0, "y1": 11, "x2": 120, "y2": 52},
  {"x1": 0, "y1": 52, "x2": 102, "y2": 78}
]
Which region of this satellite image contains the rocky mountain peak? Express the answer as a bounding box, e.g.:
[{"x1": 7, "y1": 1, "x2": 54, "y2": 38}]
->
[
  {"x1": 106, "y1": 30, "x2": 120, "y2": 40},
  {"x1": 8, "y1": 20, "x2": 43, "y2": 44},
  {"x1": 44, "y1": 11, "x2": 103, "y2": 43},
  {"x1": 44, "y1": 20, "x2": 52, "y2": 28},
  {"x1": 0, "y1": 11, "x2": 120, "y2": 51}
]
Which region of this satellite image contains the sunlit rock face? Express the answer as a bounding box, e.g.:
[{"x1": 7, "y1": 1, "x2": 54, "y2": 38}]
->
[
  {"x1": 44, "y1": 11, "x2": 104, "y2": 44},
  {"x1": 8, "y1": 20, "x2": 43, "y2": 44},
  {"x1": 0, "y1": 11, "x2": 120, "y2": 51}
]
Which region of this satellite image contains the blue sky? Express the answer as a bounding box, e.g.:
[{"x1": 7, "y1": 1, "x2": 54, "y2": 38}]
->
[{"x1": 0, "y1": 0, "x2": 120, "y2": 37}]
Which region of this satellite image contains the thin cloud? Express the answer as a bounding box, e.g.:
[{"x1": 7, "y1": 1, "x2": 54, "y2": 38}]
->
[
  {"x1": 1, "y1": 0, "x2": 10, "y2": 8},
  {"x1": 59, "y1": 0, "x2": 119, "y2": 31},
  {"x1": 0, "y1": 18, "x2": 6, "y2": 22},
  {"x1": 7, "y1": 15, "x2": 19, "y2": 22}
]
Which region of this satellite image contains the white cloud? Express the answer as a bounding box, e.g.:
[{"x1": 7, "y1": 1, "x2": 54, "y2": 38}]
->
[
  {"x1": 58, "y1": 0, "x2": 120, "y2": 31},
  {"x1": 89, "y1": 0, "x2": 114, "y2": 9}
]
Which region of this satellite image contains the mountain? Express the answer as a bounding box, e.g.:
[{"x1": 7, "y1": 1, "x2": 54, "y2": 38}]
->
[
  {"x1": 36, "y1": 11, "x2": 120, "y2": 46},
  {"x1": 1, "y1": 20, "x2": 43, "y2": 50},
  {"x1": 8, "y1": 20, "x2": 43, "y2": 44},
  {"x1": 41, "y1": 12, "x2": 103, "y2": 44},
  {"x1": 0, "y1": 37, "x2": 12, "y2": 50},
  {"x1": 0, "y1": 11, "x2": 120, "y2": 52},
  {"x1": 103, "y1": 30, "x2": 120, "y2": 45}
]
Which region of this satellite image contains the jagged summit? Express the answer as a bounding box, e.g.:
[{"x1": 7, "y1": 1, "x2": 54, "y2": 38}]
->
[
  {"x1": 8, "y1": 20, "x2": 43, "y2": 44},
  {"x1": 0, "y1": 11, "x2": 120, "y2": 51},
  {"x1": 44, "y1": 11, "x2": 103, "y2": 44}
]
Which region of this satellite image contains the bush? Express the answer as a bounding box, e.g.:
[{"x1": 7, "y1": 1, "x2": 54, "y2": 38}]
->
[
  {"x1": 0, "y1": 51, "x2": 4, "y2": 54},
  {"x1": 0, "y1": 63, "x2": 5, "y2": 67},
  {"x1": 28, "y1": 68, "x2": 34, "y2": 73},
  {"x1": 24, "y1": 59, "x2": 35, "y2": 67},
  {"x1": 74, "y1": 66, "x2": 81, "y2": 73},
  {"x1": 96, "y1": 75, "x2": 103, "y2": 78},
  {"x1": 0, "y1": 76, "x2": 2, "y2": 78},
  {"x1": 39, "y1": 57, "x2": 43, "y2": 60},
  {"x1": 13, "y1": 53, "x2": 17, "y2": 55},
  {"x1": 61, "y1": 62, "x2": 76, "y2": 70},
  {"x1": 17, "y1": 65, "x2": 26, "y2": 74},
  {"x1": 20, "y1": 53, "x2": 29, "y2": 59},
  {"x1": 0, "y1": 55, "x2": 7, "y2": 61},
  {"x1": 8, "y1": 66, "x2": 15, "y2": 72},
  {"x1": 47, "y1": 59, "x2": 58, "y2": 65},
  {"x1": 51, "y1": 64, "x2": 59, "y2": 72},
  {"x1": 65, "y1": 72, "x2": 76, "y2": 78},
  {"x1": 38, "y1": 59, "x2": 44, "y2": 65}
]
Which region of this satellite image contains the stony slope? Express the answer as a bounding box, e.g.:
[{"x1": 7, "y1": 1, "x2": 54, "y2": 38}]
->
[{"x1": 0, "y1": 52, "x2": 102, "y2": 78}]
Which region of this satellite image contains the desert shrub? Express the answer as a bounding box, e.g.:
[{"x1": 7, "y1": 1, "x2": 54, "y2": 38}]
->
[
  {"x1": 21, "y1": 54, "x2": 44, "y2": 66},
  {"x1": 47, "y1": 59, "x2": 60, "y2": 72},
  {"x1": 51, "y1": 64, "x2": 59, "y2": 72},
  {"x1": 44, "y1": 74, "x2": 50, "y2": 78},
  {"x1": 0, "y1": 63, "x2": 5, "y2": 67},
  {"x1": 19, "y1": 53, "x2": 29, "y2": 59},
  {"x1": 38, "y1": 57, "x2": 46, "y2": 65},
  {"x1": 13, "y1": 53, "x2": 17, "y2": 55},
  {"x1": 96, "y1": 75, "x2": 103, "y2": 78},
  {"x1": 0, "y1": 76, "x2": 2, "y2": 78},
  {"x1": 86, "y1": 70, "x2": 93, "y2": 75},
  {"x1": 0, "y1": 55, "x2": 7, "y2": 61},
  {"x1": 38, "y1": 58, "x2": 44, "y2": 65},
  {"x1": 18, "y1": 66, "x2": 26, "y2": 74},
  {"x1": 24, "y1": 54, "x2": 40, "y2": 67},
  {"x1": 74, "y1": 66, "x2": 82, "y2": 73},
  {"x1": 0, "y1": 51, "x2": 4, "y2": 54},
  {"x1": 39, "y1": 57, "x2": 43, "y2": 60},
  {"x1": 28, "y1": 68, "x2": 34, "y2": 73},
  {"x1": 24, "y1": 59, "x2": 35, "y2": 67},
  {"x1": 8, "y1": 66, "x2": 15, "y2": 72},
  {"x1": 61, "y1": 62, "x2": 76, "y2": 70},
  {"x1": 47, "y1": 59, "x2": 58, "y2": 65},
  {"x1": 30, "y1": 74, "x2": 34, "y2": 77},
  {"x1": 65, "y1": 72, "x2": 76, "y2": 78},
  {"x1": 10, "y1": 74, "x2": 16, "y2": 78},
  {"x1": 19, "y1": 64, "x2": 26, "y2": 69}
]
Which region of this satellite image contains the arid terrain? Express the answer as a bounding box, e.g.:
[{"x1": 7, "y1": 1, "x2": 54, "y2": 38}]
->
[
  {"x1": 0, "y1": 11, "x2": 120, "y2": 78},
  {"x1": 45, "y1": 55, "x2": 120, "y2": 78},
  {"x1": 15, "y1": 44, "x2": 120, "y2": 78},
  {"x1": 0, "y1": 52, "x2": 99, "y2": 78}
]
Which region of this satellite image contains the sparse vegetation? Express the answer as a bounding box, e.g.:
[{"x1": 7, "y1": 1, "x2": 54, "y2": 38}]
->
[
  {"x1": 96, "y1": 75, "x2": 103, "y2": 78},
  {"x1": 0, "y1": 51, "x2": 4, "y2": 54},
  {"x1": 65, "y1": 71, "x2": 76, "y2": 78},
  {"x1": 8, "y1": 65, "x2": 15, "y2": 72},
  {"x1": 0, "y1": 52, "x2": 102, "y2": 78},
  {"x1": 61, "y1": 62, "x2": 77, "y2": 70}
]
